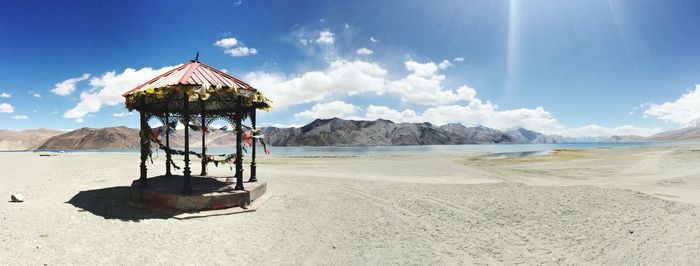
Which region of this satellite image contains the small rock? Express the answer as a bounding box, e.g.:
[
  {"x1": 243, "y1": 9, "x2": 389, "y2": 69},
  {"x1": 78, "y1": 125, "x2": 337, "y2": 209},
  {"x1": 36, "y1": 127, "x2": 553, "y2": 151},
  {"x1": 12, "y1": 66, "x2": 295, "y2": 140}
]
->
[
  {"x1": 10, "y1": 194, "x2": 24, "y2": 203},
  {"x1": 628, "y1": 229, "x2": 634, "y2": 234}
]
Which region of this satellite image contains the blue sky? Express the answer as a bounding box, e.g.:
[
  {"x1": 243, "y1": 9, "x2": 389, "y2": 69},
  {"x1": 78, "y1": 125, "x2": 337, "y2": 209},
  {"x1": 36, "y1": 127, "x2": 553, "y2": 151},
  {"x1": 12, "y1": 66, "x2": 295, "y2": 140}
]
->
[{"x1": 1, "y1": 0, "x2": 700, "y2": 137}]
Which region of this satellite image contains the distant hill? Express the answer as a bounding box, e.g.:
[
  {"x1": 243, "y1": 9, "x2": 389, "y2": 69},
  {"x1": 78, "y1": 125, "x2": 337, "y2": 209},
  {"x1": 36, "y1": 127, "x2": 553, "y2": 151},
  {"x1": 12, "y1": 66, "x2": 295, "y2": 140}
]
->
[
  {"x1": 505, "y1": 127, "x2": 565, "y2": 144},
  {"x1": 607, "y1": 135, "x2": 647, "y2": 142},
  {"x1": 7, "y1": 118, "x2": 571, "y2": 150},
  {"x1": 37, "y1": 126, "x2": 141, "y2": 150},
  {"x1": 261, "y1": 118, "x2": 562, "y2": 146},
  {"x1": 0, "y1": 129, "x2": 64, "y2": 150},
  {"x1": 646, "y1": 126, "x2": 700, "y2": 142}
]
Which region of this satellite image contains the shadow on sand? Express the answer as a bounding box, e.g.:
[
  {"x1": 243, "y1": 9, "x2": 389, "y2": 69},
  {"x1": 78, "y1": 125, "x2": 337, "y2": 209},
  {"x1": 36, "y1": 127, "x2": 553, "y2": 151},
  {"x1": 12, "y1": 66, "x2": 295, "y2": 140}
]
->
[{"x1": 66, "y1": 186, "x2": 181, "y2": 221}]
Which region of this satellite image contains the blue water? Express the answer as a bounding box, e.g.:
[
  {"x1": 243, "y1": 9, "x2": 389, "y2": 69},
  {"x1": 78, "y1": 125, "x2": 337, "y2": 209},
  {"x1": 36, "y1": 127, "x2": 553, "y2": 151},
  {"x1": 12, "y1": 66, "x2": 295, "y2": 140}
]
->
[{"x1": 26, "y1": 142, "x2": 664, "y2": 157}]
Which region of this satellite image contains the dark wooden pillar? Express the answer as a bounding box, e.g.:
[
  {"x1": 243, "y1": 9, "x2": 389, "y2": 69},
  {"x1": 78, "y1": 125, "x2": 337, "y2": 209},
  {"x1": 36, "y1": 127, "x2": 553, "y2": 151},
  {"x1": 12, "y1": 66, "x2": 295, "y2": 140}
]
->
[
  {"x1": 165, "y1": 112, "x2": 172, "y2": 177},
  {"x1": 182, "y1": 93, "x2": 192, "y2": 193},
  {"x1": 234, "y1": 97, "x2": 244, "y2": 190},
  {"x1": 200, "y1": 100, "x2": 207, "y2": 176},
  {"x1": 139, "y1": 109, "x2": 149, "y2": 188},
  {"x1": 249, "y1": 109, "x2": 257, "y2": 182}
]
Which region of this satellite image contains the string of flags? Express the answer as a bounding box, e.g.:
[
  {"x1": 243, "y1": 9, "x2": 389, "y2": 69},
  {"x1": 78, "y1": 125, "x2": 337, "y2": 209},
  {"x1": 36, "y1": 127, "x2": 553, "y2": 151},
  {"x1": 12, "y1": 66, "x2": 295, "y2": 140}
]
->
[
  {"x1": 150, "y1": 121, "x2": 271, "y2": 155},
  {"x1": 145, "y1": 121, "x2": 271, "y2": 169}
]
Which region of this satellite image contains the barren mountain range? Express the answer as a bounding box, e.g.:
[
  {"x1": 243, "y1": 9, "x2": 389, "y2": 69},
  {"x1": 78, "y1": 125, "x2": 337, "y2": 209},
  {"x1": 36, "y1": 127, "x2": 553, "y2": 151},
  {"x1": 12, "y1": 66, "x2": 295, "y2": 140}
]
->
[{"x1": 1, "y1": 118, "x2": 698, "y2": 150}]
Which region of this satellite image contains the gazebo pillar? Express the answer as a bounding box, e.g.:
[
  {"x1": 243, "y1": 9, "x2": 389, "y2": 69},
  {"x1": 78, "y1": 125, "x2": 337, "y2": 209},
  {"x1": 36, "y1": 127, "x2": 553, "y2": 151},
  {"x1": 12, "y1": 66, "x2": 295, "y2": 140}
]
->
[
  {"x1": 234, "y1": 97, "x2": 244, "y2": 190},
  {"x1": 182, "y1": 93, "x2": 192, "y2": 193},
  {"x1": 249, "y1": 109, "x2": 257, "y2": 182},
  {"x1": 200, "y1": 100, "x2": 207, "y2": 176},
  {"x1": 165, "y1": 112, "x2": 172, "y2": 177},
  {"x1": 139, "y1": 109, "x2": 149, "y2": 188}
]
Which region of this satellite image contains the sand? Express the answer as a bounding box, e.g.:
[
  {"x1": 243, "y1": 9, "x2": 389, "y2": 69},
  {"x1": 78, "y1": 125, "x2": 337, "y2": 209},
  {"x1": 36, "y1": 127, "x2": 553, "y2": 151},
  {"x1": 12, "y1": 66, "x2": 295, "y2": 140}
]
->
[{"x1": 2, "y1": 144, "x2": 700, "y2": 264}]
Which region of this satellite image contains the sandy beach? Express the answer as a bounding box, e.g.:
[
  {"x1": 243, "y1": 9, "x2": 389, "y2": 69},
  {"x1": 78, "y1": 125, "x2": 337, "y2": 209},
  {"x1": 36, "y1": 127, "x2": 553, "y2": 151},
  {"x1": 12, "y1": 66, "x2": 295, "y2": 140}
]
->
[{"x1": 2, "y1": 144, "x2": 700, "y2": 264}]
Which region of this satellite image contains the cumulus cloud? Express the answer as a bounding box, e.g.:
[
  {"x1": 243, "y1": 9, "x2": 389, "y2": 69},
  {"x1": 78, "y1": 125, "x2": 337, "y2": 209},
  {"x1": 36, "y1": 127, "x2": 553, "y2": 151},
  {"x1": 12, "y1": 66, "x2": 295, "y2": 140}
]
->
[
  {"x1": 453, "y1": 57, "x2": 465, "y2": 62},
  {"x1": 370, "y1": 36, "x2": 378, "y2": 43},
  {"x1": 30, "y1": 92, "x2": 41, "y2": 98},
  {"x1": 349, "y1": 103, "x2": 661, "y2": 138},
  {"x1": 214, "y1": 37, "x2": 257, "y2": 57},
  {"x1": 247, "y1": 57, "x2": 658, "y2": 138},
  {"x1": 387, "y1": 60, "x2": 472, "y2": 105},
  {"x1": 356, "y1": 48, "x2": 373, "y2": 55},
  {"x1": 644, "y1": 85, "x2": 700, "y2": 125},
  {"x1": 0, "y1": 103, "x2": 14, "y2": 113},
  {"x1": 437, "y1": 60, "x2": 452, "y2": 69},
  {"x1": 214, "y1": 38, "x2": 238, "y2": 48},
  {"x1": 245, "y1": 59, "x2": 387, "y2": 108},
  {"x1": 247, "y1": 59, "x2": 484, "y2": 108},
  {"x1": 113, "y1": 112, "x2": 134, "y2": 117},
  {"x1": 0, "y1": 92, "x2": 10, "y2": 98},
  {"x1": 224, "y1": 46, "x2": 258, "y2": 57},
  {"x1": 63, "y1": 65, "x2": 176, "y2": 120},
  {"x1": 51, "y1": 73, "x2": 90, "y2": 96},
  {"x1": 316, "y1": 30, "x2": 335, "y2": 44},
  {"x1": 294, "y1": 101, "x2": 358, "y2": 119},
  {"x1": 11, "y1": 115, "x2": 27, "y2": 120}
]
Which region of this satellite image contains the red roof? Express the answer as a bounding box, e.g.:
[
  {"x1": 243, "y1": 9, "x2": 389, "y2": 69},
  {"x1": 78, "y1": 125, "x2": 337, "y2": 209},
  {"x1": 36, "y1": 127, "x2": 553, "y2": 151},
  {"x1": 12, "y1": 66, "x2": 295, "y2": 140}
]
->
[{"x1": 122, "y1": 60, "x2": 255, "y2": 96}]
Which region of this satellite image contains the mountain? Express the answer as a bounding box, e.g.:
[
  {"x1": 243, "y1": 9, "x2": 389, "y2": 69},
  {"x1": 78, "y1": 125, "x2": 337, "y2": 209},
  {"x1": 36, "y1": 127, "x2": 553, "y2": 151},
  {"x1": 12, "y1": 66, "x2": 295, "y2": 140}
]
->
[
  {"x1": 0, "y1": 129, "x2": 64, "y2": 150},
  {"x1": 607, "y1": 135, "x2": 647, "y2": 142},
  {"x1": 9, "y1": 118, "x2": 568, "y2": 150},
  {"x1": 261, "y1": 118, "x2": 560, "y2": 146},
  {"x1": 38, "y1": 126, "x2": 141, "y2": 150},
  {"x1": 505, "y1": 127, "x2": 565, "y2": 144},
  {"x1": 646, "y1": 126, "x2": 700, "y2": 141},
  {"x1": 439, "y1": 124, "x2": 516, "y2": 144}
]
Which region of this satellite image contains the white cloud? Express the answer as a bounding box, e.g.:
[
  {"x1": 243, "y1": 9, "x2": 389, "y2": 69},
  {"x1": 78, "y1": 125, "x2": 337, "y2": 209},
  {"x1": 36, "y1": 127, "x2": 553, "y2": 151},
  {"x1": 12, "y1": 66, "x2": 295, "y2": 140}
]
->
[
  {"x1": 453, "y1": 57, "x2": 465, "y2": 62},
  {"x1": 370, "y1": 36, "x2": 378, "y2": 43},
  {"x1": 11, "y1": 115, "x2": 27, "y2": 120},
  {"x1": 245, "y1": 56, "x2": 659, "y2": 138},
  {"x1": 247, "y1": 59, "x2": 477, "y2": 108},
  {"x1": 299, "y1": 38, "x2": 309, "y2": 46},
  {"x1": 360, "y1": 105, "x2": 422, "y2": 123},
  {"x1": 438, "y1": 60, "x2": 452, "y2": 69},
  {"x1": 51, "y1": 73, "x2": 90, "y2": 96},
  {"x1": 351, "y1": 104, "x2": 661, "y2": 138},
  {"x1": 262, "y1": 122, "x2": 305, "y2": 128},
  {"x1": 63, "y1": 65, "x2": 176, "y2": 119},
  {"x1": 245, "y1": 59, "x2": 387, "y2": 108},
  {"x1": 0, "y1": 103, "x2": 14, "y2": 113},
  {"x1": 644, "y1": 85, "x2": 700, "y2": 125},
  {"x1": 0, "y1": 92, "x2": 10, "y2": 98},
  {"x1": 295, "y1": 101, "x2": 358, "y2": 119},
  {"x1": 387, "y1": 60, "x2": 471, "y2": 105},
  {"x1": 31, "y1": 92, "x2": 41, "y2": 98},
  {"x1": 344, "y1": 23, "x2": 350, "y2": 29},
  {"x1": 113, "y1": 112, "x2": 135, "y2": 117},
  {"x1": 224, "y1": 46, "x2": 258, "y2": 57},
  {"x1": 75, "y1": 118, "x2": 84, "y2": 123},
  {"x1": 214, "y1": 38, "x2": 239, "y2": 48},
  {"x1": 215, "y1": 37, "x2": 257, "y2": 57},
  {"x1": 356, "y1": 48, "x2": 373, "y2": 55},
  {"x1": 316, "y1": 30, "x2": 335, "y2": 44},
  {"x1": 558, "y1": 124, "x2": 662, "y2": 138}
]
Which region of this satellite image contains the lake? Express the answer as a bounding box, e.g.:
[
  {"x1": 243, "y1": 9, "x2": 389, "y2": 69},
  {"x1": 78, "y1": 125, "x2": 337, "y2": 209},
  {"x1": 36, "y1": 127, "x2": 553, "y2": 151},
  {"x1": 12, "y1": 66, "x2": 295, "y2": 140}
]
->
[{"x1": 27, "y1": 142, "x2": 666, "y2": 157}]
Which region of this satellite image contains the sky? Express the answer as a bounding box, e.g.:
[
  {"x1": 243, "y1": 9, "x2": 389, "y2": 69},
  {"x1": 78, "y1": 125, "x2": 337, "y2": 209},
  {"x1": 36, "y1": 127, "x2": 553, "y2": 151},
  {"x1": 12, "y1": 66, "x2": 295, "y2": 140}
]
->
[{"x1": 1, "y1": 0, "x2": 700, "y2": 137}]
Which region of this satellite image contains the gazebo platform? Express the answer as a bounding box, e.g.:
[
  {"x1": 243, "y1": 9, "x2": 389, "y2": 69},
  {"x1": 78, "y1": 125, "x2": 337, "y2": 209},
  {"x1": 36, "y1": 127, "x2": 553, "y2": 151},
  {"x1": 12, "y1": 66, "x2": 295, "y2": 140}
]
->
[{"x1": 129, "y1": 175, "x2": 267, "y2": 212}]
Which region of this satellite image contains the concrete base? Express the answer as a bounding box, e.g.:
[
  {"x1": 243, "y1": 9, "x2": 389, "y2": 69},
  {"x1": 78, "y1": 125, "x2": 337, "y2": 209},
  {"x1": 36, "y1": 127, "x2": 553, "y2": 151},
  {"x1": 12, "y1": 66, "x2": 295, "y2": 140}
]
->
[{"x1": 130, "y1": 175, "x2": 267, "y2": 212}]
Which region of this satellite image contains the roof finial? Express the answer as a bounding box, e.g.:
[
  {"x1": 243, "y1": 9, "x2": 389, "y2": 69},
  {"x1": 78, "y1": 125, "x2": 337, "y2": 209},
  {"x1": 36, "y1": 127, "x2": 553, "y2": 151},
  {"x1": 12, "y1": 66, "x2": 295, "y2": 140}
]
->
[{"x1": 194, "y1": 51, "x2": 200, "y2": 62}]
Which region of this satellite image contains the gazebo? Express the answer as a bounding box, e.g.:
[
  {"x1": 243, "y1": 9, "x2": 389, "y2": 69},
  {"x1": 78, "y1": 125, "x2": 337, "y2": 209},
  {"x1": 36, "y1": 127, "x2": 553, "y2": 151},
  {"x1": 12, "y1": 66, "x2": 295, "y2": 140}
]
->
[{"x1": 122, "y1": 56, "x2": 272, "y2": 211}]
